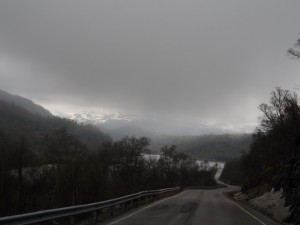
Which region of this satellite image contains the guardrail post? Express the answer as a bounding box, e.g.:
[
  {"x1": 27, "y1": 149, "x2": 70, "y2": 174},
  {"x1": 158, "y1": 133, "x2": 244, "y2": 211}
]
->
[
  {"x1": 70, "y1": 216, "x2": 75, "y2": 225},
  {"x1": 93, "y1": 210, "x2": 97, "y2": 223},
  {"x1": 52, "y1": 220, "x2": 59, "y2": 225},
  {"x1": 109, "y1": 206, "x2": 114, "y2": 217}
]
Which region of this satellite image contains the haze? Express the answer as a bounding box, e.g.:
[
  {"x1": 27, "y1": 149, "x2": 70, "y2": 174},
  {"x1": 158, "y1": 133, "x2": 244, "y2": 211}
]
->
[{"x1": 1, "y1": 0, "x2": 300, "y2": 131}]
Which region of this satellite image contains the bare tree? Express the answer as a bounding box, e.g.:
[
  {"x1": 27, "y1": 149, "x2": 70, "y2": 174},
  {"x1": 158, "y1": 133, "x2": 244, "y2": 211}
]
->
[{"x1": 288, "y1": 35, "x2": 300, "y2": 59}]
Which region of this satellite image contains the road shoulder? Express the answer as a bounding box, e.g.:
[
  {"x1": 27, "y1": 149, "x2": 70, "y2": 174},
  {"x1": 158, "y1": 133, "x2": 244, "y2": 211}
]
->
[{"x1": 224, "y1": 191, "x2": 285, "y2": 225}]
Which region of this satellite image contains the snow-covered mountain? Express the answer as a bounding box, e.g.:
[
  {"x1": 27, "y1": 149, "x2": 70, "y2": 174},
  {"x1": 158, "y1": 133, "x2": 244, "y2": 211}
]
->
[{"x1": 54, "y1": 110, "x2": 257, "y2": 139}]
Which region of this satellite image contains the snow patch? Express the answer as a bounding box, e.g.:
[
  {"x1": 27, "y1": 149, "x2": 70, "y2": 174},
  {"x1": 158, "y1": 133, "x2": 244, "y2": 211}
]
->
[
  {"x1": 248, "y1": 188, "x2": 290, "y2": 222},
  {"x1": 234, "y1": 192, "x2": 248, "y2": 201}
]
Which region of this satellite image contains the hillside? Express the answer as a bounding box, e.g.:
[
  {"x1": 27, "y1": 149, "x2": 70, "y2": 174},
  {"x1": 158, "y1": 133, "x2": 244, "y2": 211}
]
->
[
  {"x1": 0, "y1": 89, "x2": 52, "y2": 117},
  {"x1": 0, "y1": 99, "x2": 111, "y2": 153},
  {"x1": 99, "y1": 124, "x2": 156, "y2": 140},
  {"x1": 150, "y1": 134, "x2": 251, "y2": 162}
]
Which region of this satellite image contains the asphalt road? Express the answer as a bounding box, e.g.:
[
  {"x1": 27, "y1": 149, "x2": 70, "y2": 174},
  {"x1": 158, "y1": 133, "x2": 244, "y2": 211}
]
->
[{"x1": 102, "y1": 186, "x2": 282, "y2": 225}]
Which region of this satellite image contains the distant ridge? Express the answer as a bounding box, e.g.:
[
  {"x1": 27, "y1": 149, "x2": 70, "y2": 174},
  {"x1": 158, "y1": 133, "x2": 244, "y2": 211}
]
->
[
  {"x1": 0, "y1": 94, "x2": 111, "y2": 151},
  {"x1": 61, "y1": 110, "x2": 256, "y2": 137},
  {"x1": 0, "y1": 89, "x2": 52, "y2": 117},
  {"x1": 99, "y1": 124, "x2": 156, "y2": 140}
]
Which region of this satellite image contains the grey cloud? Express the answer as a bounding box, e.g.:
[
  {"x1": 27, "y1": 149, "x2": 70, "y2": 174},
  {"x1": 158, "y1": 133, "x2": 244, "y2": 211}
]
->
[{"x1": 0, "y1": 0, "x2": 300, "y2": 126}]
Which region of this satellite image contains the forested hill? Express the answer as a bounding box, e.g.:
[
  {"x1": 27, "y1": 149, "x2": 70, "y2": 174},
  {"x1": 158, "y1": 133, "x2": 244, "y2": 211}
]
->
[
  {"x1": 0, "y1": 99, "x2": 111, "y2": 153},
  {"x1": 0, "y1": 89, "x2": 52, "y2": 117},
  {"x1": 0, "y1": 93, "x2": 218, "y2": 216},
  {"x1": 220, "y1": 88, "x2": 300, "y2": 224},
  {"x1": 150, "y1": 134, "x2": 251, "y2": 162}
]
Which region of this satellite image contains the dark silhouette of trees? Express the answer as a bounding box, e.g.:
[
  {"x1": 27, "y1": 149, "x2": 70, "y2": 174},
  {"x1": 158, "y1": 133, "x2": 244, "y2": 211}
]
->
[
  {"x1": 0, "y1": 93, "x2": 217, "y2": 217},
  {"x1": 44, "y1": 128, "x2": 87, "y2": 164},
  {"x1": 237, "y1": 88, "x2": 300, "y2": 191},
  {"x1": 219, "y1": 155, "x2": 245, "y2": 185},
  {"x1": 288, "y1": 35, "x2": 300, "y2": 59},
  {"x1": 15, "y1": 137, "x2": 29, "y2": 213},
  {"x1": 0, "y1": 135, "x2": 216, "y2": 216},
  {"x1": 220, "y1": 88, "x2": 300, "y2": 192}
]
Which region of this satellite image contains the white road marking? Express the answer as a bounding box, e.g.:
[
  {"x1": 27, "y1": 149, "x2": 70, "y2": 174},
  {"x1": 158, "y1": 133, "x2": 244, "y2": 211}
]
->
[
  {"x1": 106, "y1": 191, "x2": 186, "y2": 225},
  {"x1": 230, "y1": 200, "x2": 267, "y2": 225}
]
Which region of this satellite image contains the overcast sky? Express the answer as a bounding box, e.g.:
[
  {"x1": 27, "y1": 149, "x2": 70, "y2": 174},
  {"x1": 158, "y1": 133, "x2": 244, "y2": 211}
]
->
[{"x1": 0, "y1": 0, "x2": 300, "y2": 127}]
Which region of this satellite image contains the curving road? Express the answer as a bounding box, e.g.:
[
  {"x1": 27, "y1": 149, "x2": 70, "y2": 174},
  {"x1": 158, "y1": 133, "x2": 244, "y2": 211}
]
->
[{"x1": 102, "y1": 186, "x2": 281, "y2": 225}]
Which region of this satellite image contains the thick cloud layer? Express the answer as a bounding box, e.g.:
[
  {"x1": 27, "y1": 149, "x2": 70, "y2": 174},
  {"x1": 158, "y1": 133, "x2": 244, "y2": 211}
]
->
[{"x1": 0, "y1": 0, "x2": 300, "y2": 126}]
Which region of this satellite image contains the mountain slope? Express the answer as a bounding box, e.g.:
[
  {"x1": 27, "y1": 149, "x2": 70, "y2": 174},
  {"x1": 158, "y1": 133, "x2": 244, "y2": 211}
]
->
[
  {"x1": 57, "y1": 111, "x2": 252, "y2": 161},
  {"x1": 150, "y1": 134, "x2": 251, "y2": 161},
  {"x1": 99, "y1": 124, "x2": 156, "y2": 140},
  {"x1": 0, "y1": 99, "x2": 111, "y2": 152},
  {"x1": 0, "y1": 89, "x2": 52, "y2": 117}
]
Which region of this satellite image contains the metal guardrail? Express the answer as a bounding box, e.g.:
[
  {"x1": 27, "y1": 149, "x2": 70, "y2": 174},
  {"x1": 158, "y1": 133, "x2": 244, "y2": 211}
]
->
[{"x1": 0, "y1": 187, "x2": 180, "y2": 225}]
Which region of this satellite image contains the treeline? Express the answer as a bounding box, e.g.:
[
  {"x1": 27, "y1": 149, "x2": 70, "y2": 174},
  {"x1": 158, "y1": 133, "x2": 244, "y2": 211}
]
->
[
  {"x1": 220, "y1": 87, "x2": 300, "y2": 223},
  {"x1": 219, "y1": 156, "x2": 245, "y2": 185},
  {"x1": 0, "y1": 134, "x2": 216, "y2": 216},
  {"x1": 151, "y1": 133, "x2": 251, "y2": 162},
  {"x1": 221, "y1": 88, "x2": 300, "y2": 186}
]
